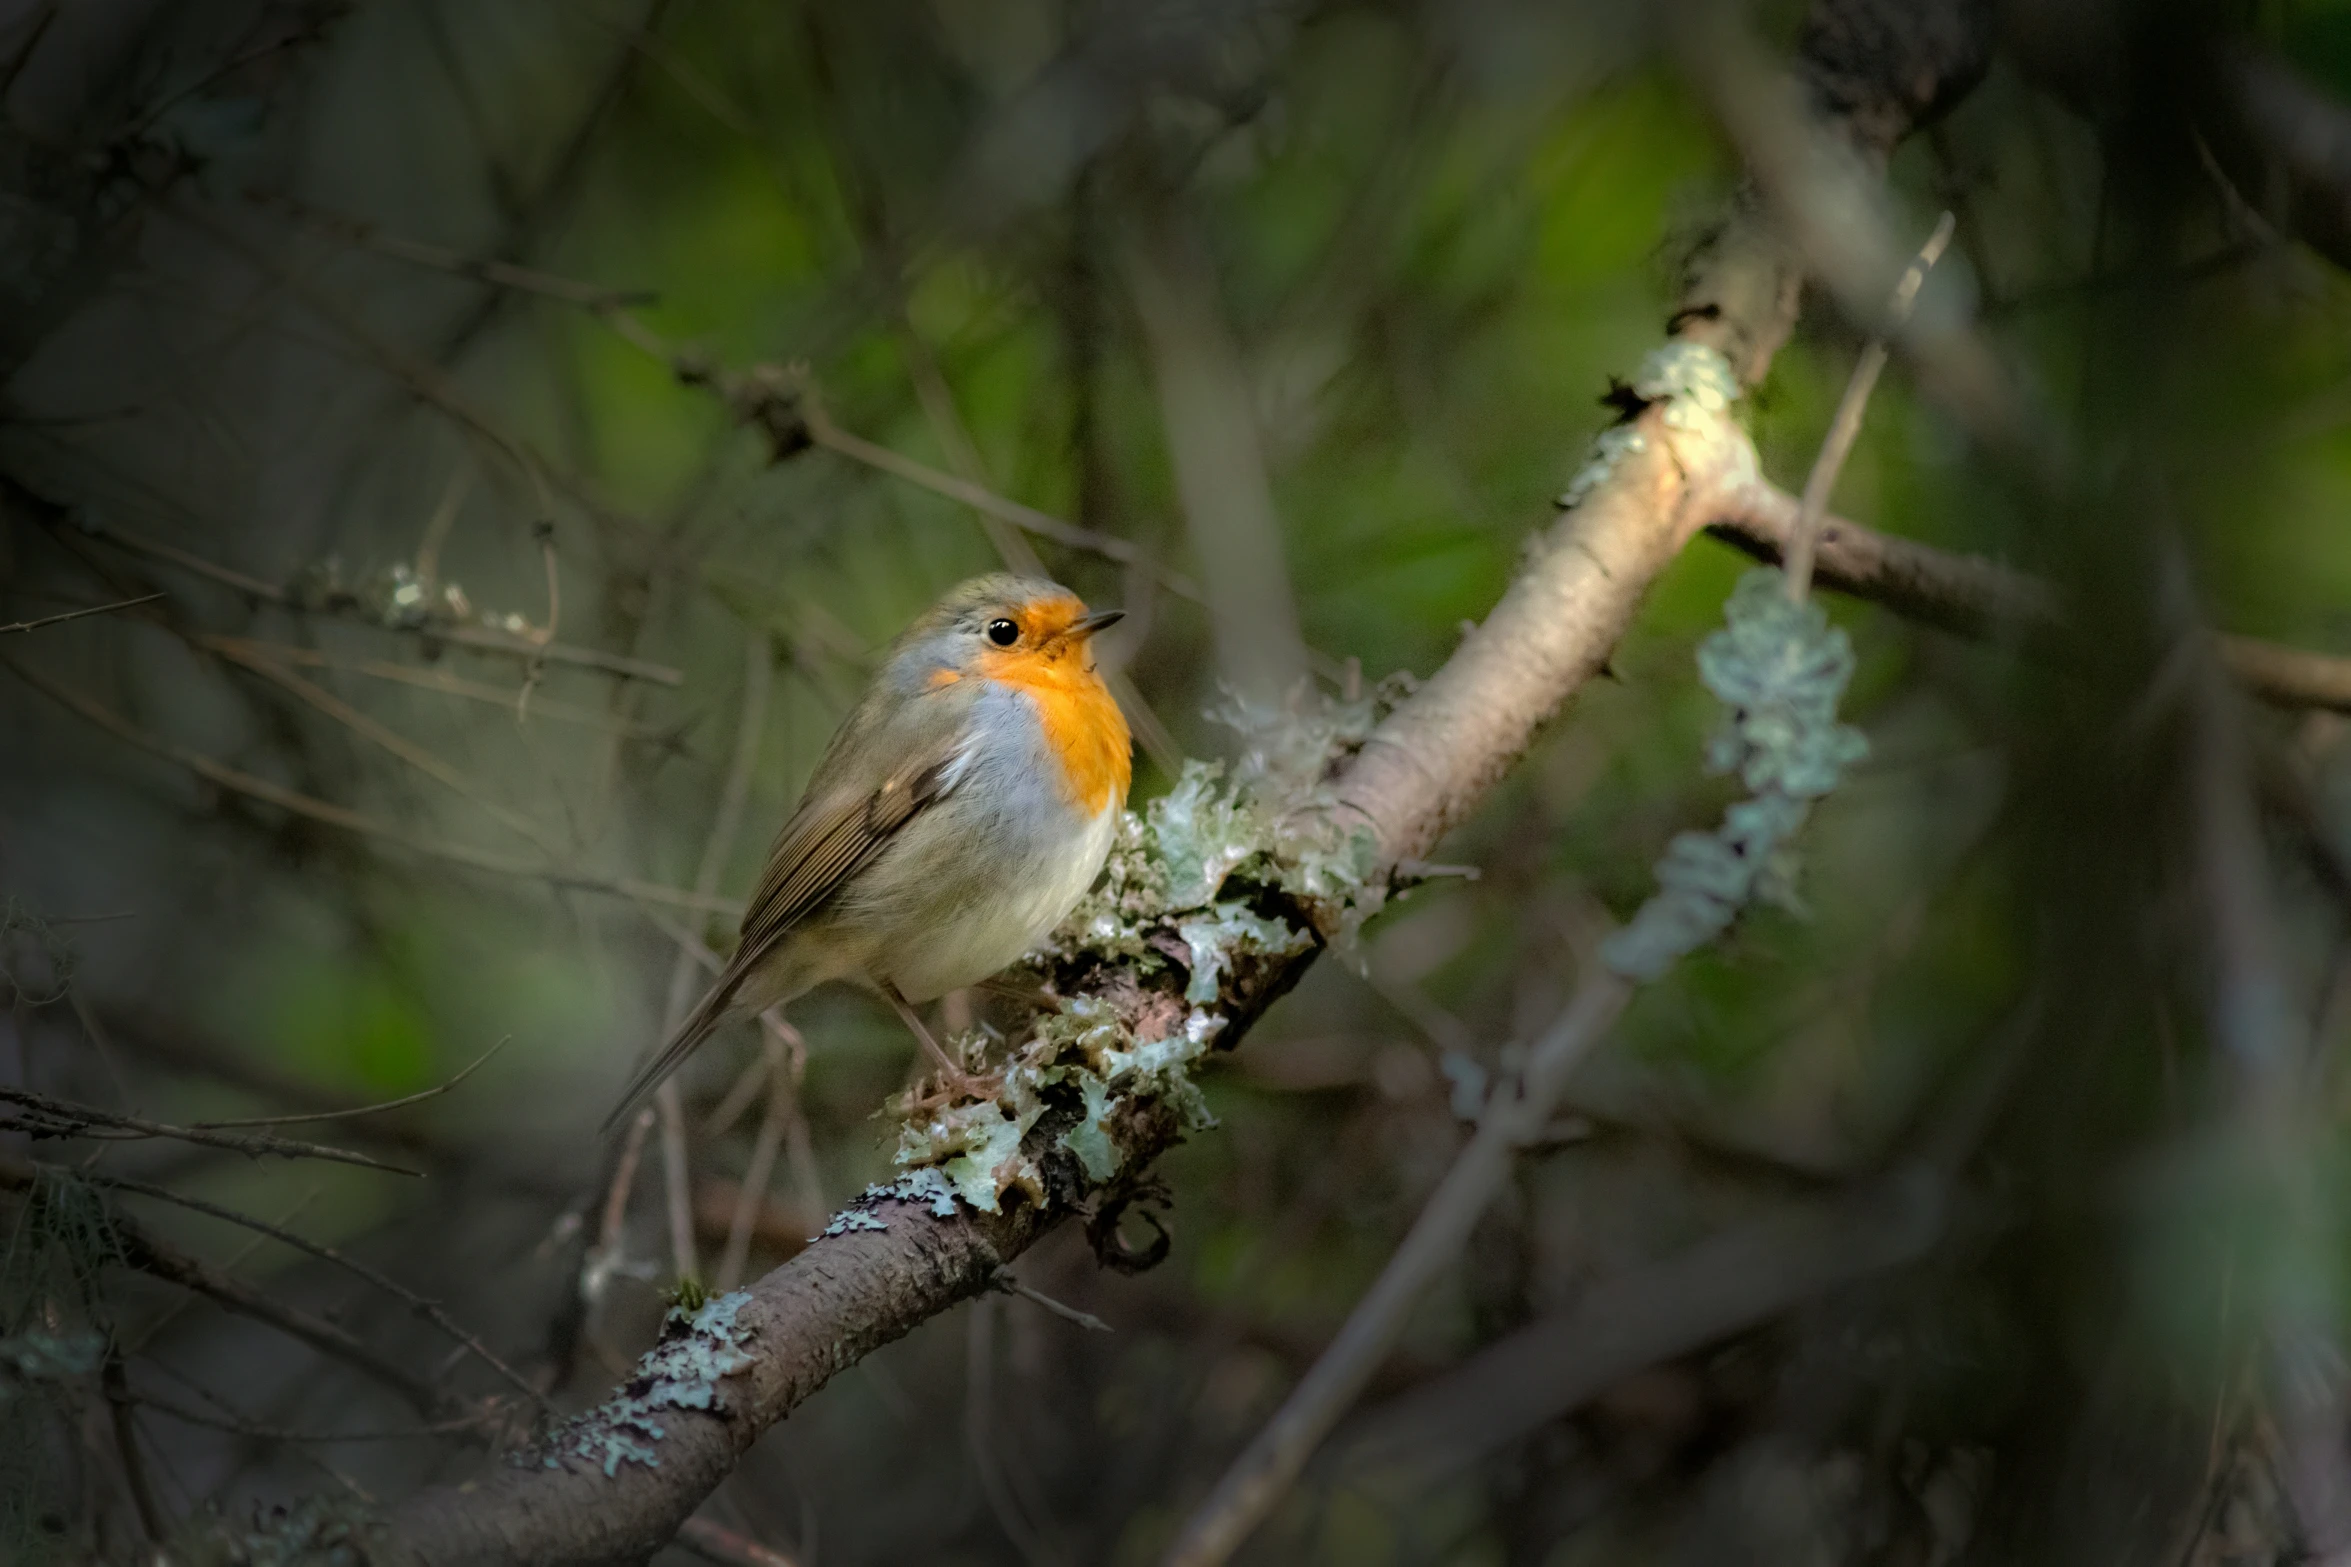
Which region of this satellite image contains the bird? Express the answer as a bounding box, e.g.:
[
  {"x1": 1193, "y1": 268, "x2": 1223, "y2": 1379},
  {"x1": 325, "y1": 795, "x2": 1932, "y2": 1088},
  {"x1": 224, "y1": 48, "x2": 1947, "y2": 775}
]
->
[{"x1": 601, "y1": 573, "x2": 1132, "y2": 1130}]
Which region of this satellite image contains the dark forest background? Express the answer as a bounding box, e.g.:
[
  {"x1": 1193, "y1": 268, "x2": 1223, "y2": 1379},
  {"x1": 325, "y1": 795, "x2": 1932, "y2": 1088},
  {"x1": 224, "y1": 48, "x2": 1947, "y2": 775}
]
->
[{"x1": 11, "y1": 0, "x2": 2351, "y2": 1562}]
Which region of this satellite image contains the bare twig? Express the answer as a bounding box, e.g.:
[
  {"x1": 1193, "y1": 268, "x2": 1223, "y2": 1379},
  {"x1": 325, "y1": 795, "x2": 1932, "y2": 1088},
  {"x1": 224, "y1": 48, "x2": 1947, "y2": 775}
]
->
[
  {"x1": 1337, "y1": 1172, "x2": 1944, "y2": 1477},
  {"x1": 894, "y1": 317, "x2": 1184, "y2": 777},
  {"x1": 193, "y1": 1037, "x2": 511, "y2": 1129},
  {"x1": 582, "y1": 1106, "x2": 657, "y2": 1317},
  {"x1": 101, "y1": 1351, "x2": 163, "y2": 1542},
  {"x1": 89, "y1": 1164, "x2": 549, "y2": 1411},
  {"x1": 675, "y1": 1516, "x2": 803, "y2": 1567},
  {"x1": 965, "y1": 1292, "x2": 1062, "y2": 1567},
  {"x1": 2169, "y1": 540, "x2": 2351, "y2": 1557},
  {"x1": 0, "y1": 1161, "x2": 446, "y2": 1418},
  {"x1": 596, "y1": 307, "x2": 1199, "y2": 595},
  {"x1": 115, "y1": 1386, "x2": 490, "y2": 1444},
  {"x1": 197, "y1": 634, "x2": 563, "y2": 851},
  {"x1": 995, "y1": 1269, "x2": 1112, "y2": 1335},
  {"x1": 271, "y1": 194, "x2": 659, "y2": 311},
  {"x1": 0, "y1": 1084, "x2": 419, "y2": 1176},
  {"x1": 197, "y1": 636, "x2": 668, "y2": 737},
  {"x1": 1709, "y1": 481, "x2": 2351, "y2": 713},
  {"x1": 1782, "y1": 211, "x2": 1956, "y2": 602},
  {"x1": 5, "y1": 473, "x2": 682, "y2": 686},
  {"x1": 0, "y1": 592, "x2": 163, "y2": 634},
  {"x1": 763, "y1": 1012, "x2": 826, "y2": 1223},
  {"x1": 1163, "y1": 974, "x2": 1632, "y2": 1567},
  {"x1": 715, "y1": 1025, "x2": 790, "y2": 1294},
  {"x1": 0, "y1": 652, "x2": 731, "y2": 914},
  {"x1": 650, "y1": 629, "x2": 773, "y2": 1285}
]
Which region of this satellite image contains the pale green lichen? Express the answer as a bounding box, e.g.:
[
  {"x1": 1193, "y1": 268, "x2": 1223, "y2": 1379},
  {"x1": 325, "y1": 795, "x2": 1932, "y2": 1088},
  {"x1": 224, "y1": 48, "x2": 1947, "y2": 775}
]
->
[
  {"x1": 1178, "y1": 906, "x2": 1312, "y2": 1004},
  {"x1": 873, "y1": 684, "x2": 1405, "y2": 1221},
  {"x1": 1559, "y1": 424, "x2": 1649, "y2": 510},
  {"x1": 1058, "y1": 1068, "x2": 1119, "y2": 1182},
  {"x1": 935, "y1": 1100, "x2": 1046, "y2": 1212},
  {"x1": 1557, "y1": 342, "x2": 1741, "y2": 510},
  {"x1": 1631, "y1": 341, "x2": 1739, "y2": 431},
  {"x1": 1602, "y1": 569, "x2": 1869, "y2": 981},
  {"x1": 538, "y1": 1289, "x2": 756, "y2": 1477}
]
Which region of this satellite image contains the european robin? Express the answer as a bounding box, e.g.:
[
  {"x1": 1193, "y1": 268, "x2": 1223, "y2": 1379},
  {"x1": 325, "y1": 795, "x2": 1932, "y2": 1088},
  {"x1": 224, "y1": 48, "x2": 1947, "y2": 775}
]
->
[{"x1": 602, "y1": 573, "x2": 1131, "y2": 1127}]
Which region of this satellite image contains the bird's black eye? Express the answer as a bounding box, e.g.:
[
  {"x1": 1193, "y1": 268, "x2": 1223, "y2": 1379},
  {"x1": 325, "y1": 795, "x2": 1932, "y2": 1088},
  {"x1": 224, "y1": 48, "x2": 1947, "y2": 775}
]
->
[{"x1": 985, "y1": 618, "x2": 1019, "y2": 647}]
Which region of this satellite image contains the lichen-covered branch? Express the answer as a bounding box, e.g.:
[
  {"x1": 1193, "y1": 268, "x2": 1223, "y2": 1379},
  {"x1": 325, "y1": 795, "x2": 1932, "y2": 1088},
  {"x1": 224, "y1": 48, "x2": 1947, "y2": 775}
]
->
[
  {"x1": 391, "y1": 361, "x2": 1760, "y2": 1567},
  {"x1": 390, "y1": 3, "x2": 2001, "y2": 1559}
]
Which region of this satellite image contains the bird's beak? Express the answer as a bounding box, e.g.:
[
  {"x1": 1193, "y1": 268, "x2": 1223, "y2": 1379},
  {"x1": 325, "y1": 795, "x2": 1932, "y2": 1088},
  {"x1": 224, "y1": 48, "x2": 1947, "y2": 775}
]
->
[{"x1": 1067, "y1": 609, "x2": 1125, "y2": 641}]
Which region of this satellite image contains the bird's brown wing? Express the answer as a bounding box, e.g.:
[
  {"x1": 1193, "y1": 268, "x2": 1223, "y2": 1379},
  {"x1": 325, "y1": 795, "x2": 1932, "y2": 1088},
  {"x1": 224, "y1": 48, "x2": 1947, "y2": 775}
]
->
[
  {"x1": 597, "y1": 751, "x2": 960, "y2": 1132},
  {"x1": 733, "y1": 753, "x2": 955, "y2": 960}
]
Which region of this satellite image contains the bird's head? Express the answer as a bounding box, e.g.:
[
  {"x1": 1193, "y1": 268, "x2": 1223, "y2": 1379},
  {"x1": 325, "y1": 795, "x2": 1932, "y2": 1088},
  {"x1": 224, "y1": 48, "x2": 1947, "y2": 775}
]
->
[{"x1": 899, "y1": 573, "x2": 1124, "y2": 689}]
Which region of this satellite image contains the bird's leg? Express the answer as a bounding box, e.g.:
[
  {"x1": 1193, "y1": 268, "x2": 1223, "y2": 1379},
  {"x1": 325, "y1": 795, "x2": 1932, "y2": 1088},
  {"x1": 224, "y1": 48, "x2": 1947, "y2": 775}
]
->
[
  {"x1": 975, "y1": 971, "x2": 1064, "y2": 1013},
  {"x1": 882, "y1": 981, "x2": 997, "y2": 1100}
]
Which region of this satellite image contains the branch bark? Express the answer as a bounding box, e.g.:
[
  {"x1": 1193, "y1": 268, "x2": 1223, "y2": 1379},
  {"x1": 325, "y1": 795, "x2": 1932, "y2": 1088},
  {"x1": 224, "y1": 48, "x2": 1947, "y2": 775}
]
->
[{"x1": 384, "y1": 4, "x2": 2008, "y2": 1560}]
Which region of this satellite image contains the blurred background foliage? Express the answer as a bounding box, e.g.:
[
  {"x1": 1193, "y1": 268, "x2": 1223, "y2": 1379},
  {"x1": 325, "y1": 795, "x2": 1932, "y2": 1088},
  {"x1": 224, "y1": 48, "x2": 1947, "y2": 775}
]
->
[{"x1": 15, "y1": 0, "x2": 2351, "y2": 1562}]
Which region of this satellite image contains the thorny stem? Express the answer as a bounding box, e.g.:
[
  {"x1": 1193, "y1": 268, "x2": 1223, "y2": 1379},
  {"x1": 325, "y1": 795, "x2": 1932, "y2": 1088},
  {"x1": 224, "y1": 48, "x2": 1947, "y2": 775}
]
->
[{"x1": 1782, "y1": 210, "x2": 1955, "y2": 603}]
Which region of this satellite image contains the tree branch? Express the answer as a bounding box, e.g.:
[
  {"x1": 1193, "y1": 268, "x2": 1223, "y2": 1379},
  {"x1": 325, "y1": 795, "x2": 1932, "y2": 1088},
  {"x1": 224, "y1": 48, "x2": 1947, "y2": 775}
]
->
[{"x1": 1709, "y1": 477, "x2": 2351, "y2": 712}]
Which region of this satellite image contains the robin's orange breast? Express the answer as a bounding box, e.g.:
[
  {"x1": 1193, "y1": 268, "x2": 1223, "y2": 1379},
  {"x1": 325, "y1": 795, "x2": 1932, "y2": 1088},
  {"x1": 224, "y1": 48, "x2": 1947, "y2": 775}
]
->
[{"x1": 975, "y1": 644, "x2": 1132, "y2": 815}]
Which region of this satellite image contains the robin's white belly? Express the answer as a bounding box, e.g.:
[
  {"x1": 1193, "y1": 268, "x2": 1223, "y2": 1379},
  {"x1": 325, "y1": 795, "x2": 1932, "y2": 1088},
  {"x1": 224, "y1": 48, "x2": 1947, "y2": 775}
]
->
[{"x1": 869, "y1": 794, "x2": 1118, "y2": 1004}]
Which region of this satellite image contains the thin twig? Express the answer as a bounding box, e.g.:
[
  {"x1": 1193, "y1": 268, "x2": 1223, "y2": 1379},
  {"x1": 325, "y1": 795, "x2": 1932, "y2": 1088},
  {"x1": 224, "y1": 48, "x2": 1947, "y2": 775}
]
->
[
  {"x1": 653, "y1": 629, "x2": 773, "y2": 1284},
  {"x1": 197, "y1": 636, "x2": 667, "y2": 737},
  {"x1": 272, "y1": 195, "x2": 659, "y2": 311},
  {"x1": 115, "y1": 1386, "x2": 490, "y2": 1444},
  {"x1": 6, "y1": 445, "x2": 680, "y2": 692},
  {"x1": 0, "y1": 593, "x2": 164, "y2": 634},
  {"x1": 0, "y1": 1085, "x2": 419, "y2": 1176},
  {"x1": 766, "y1": 1012, "x2": 826, "y2": 1221},
  {"x1": 808, "y1": 408, "x2": 1090, "y2": 593},
  {"x1": 1782, "y1": 211, "x2": 1956, "y2": 603},
  {"x1": 88, "y1": 1165, "x2": 548, "y2": 1412},
  {"x1": 0, "y1": 1163, "x2": 450, "y2": 1418},
  {"x1": 102, "y1": 1351, "x2": 164, "y2": 1542},
  {"x1": 192, "y1": 1037, "x2": 510, "y2": 1129},
  {"x1": 0, "y1": 651, "x2": 732, "y2": 913},
  {"x1": 582, "y1": 1106, "x2": 656, "y2": 1313},
  {"x1": 700, "y1": 1050, "x2": 771, "y2": 1141},
  {"x1": 966, "y1": 1294, "x2": 1062, "y2": 1567},
  {"x1": 675, "y1": 1516, "x2": 804, "y2": 1567},
  {"x1": 893, "y1": 321, "x2": 1184, "y2": 777},
  {"x1": 715, "y1": 1023, "x2": 789, "y2": 1293},
  {"x1": 1708, "y1": 481, "x2": 2351, "y2": 714},
  {"x1": 599, "y1": 310, "x2": 1201, "y2": 596},
  {"x1": 1162, "y1": 972, "x2": 1633, "y2": 1567},
  {"x1": 994, "y1": 1269, "x2": 1112, "y2": 1334},
  {"x1": 197, "y1": 635, "x2": 563, "y2": 851}
]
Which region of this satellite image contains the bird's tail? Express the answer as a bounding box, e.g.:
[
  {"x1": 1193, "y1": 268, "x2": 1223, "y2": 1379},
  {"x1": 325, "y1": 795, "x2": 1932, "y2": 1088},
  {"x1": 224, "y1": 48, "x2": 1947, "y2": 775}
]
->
[{"x1": 599, "y1": 975, "x2": 739, "y2": 1134}]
